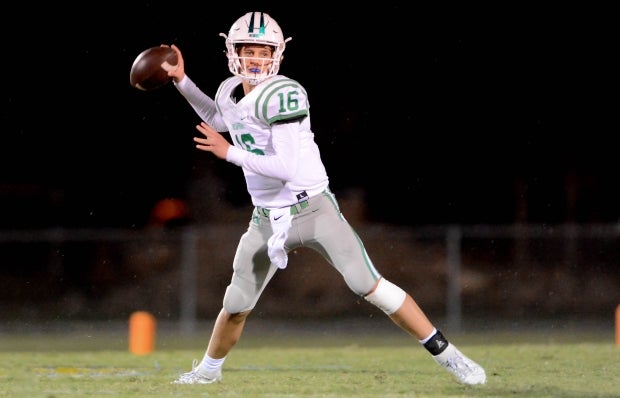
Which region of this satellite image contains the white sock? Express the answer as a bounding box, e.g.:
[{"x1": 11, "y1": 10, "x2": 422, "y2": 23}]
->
[
  {"x1": 199, "y1": 354, "x2": 226, "y2": 374},
  {"x1": 418, "y1": 327, "x2": 438, "y2": 344}
]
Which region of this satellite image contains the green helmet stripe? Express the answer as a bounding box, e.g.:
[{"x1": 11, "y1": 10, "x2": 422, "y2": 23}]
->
[{"x1": 248, "y1": 12, "x2": 266, "y2": 37}]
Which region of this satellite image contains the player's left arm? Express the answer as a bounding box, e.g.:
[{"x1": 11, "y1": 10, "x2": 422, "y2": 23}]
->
[{"x1": 226, "y1": 120, "x2": 303, "y2": 180}]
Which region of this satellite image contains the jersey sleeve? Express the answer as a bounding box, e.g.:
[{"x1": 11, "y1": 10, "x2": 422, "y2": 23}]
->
[
  {"x1": 253, "y1": 78, "x2": 309, "y2": 125},
  {"x1": 175, "y1": 75, "x2": 228, "y2": 132},
  {"x1": 226, "y1": 120, "x2": 301, "y2": 181}
]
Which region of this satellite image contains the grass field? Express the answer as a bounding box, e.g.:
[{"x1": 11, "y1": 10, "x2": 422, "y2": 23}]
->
[{"x1": 1, "y1": 318, "x2": 618, "y2": 397}]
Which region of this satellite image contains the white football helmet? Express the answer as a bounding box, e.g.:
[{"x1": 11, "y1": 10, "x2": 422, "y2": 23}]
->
[{"x1": 220, "y1": 12, "x2": 292, "y2": 85}]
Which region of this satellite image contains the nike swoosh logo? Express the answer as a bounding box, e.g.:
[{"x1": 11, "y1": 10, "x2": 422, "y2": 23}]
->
[{"x1": 274, "y1": 215, "x2": 283, "y2": 221}]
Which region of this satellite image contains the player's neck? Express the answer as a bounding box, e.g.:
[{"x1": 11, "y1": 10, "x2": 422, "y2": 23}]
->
[{"x1": 242, "y1": 80, "x2": 255, "y2": 95}]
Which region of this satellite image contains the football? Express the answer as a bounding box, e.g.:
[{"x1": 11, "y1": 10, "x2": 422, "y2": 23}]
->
[{"x1": 129, "y1": 46, "x2": 178, "y2": 91}]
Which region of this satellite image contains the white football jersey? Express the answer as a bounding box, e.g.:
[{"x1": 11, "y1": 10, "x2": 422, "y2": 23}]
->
[{"x1": 176, "y1": 75, "x2": 329, "y2": 208}]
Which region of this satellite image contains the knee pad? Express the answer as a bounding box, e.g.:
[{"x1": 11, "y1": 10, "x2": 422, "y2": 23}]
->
[
  {"x1": 223, "y1": 283, "x2": 256, "y2": 314},
  {"x1": 364, "y1": 278, "x2": 406, "y2": 315}
]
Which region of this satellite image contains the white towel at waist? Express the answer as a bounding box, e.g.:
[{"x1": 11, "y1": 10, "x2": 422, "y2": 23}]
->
[{"x1": 266, "y1": 207, "x2": 292, "y2": 269}]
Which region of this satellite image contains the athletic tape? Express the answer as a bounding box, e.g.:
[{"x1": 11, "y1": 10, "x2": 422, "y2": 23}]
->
[{"x1": 364, "y1": 278, "x2": 406, "y2": 314}]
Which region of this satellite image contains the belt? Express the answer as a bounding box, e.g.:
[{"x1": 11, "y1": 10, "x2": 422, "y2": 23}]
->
[{"x1": 257, "y1": 200, "x2": 310, "y2": 217}]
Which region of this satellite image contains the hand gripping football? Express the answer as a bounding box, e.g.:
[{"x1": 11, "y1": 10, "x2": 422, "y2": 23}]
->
[{"x1": 129, "y1": 46, "x2": 178, "y2": 91}]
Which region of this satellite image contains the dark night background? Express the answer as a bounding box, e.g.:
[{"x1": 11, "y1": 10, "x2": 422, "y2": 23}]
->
[
  {"x1": 2, "y1": 3, "x2": 616, "y2": 229},
  {"x1": 1, "y1": 4, "x2": 618, "y2": 324}
]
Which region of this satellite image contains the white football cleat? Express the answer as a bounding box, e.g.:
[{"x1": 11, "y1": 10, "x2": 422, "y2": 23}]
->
[
  {"x1": 172, "y1": 359, "x2": 222, "y2": 385},
  {"x1": 433, "y1": 344, "x2": 487, "y2": 385}
]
